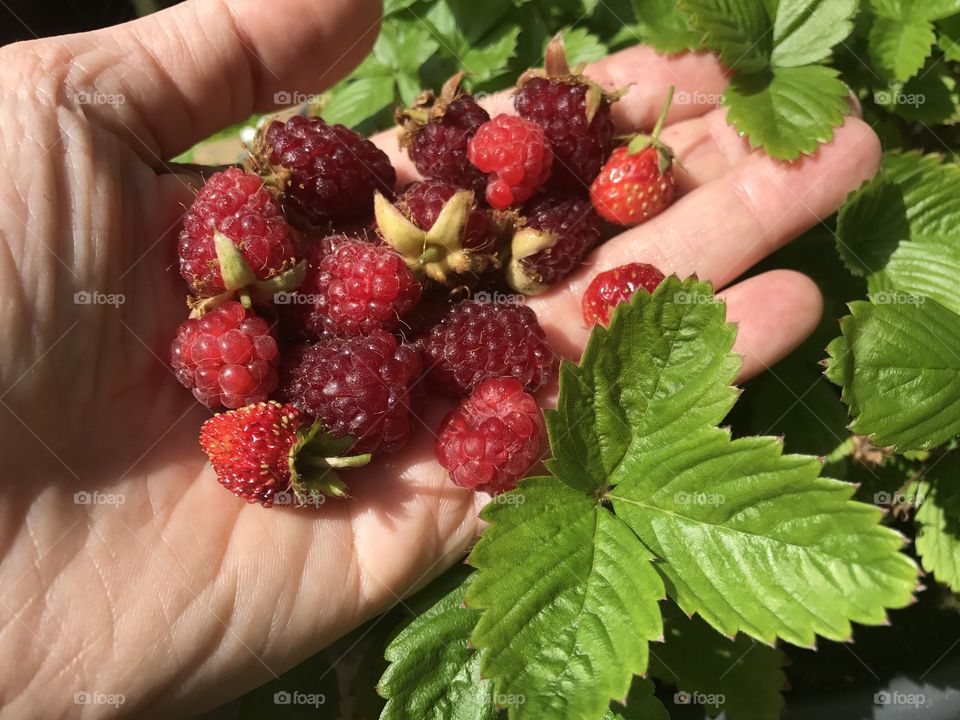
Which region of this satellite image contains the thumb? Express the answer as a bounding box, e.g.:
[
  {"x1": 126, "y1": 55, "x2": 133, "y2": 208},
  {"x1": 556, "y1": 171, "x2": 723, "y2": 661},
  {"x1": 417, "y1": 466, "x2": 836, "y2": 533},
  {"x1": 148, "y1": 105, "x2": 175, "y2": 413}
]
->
[{"x1": 48, "y1": 0, "x2": 382, "y2": 163}]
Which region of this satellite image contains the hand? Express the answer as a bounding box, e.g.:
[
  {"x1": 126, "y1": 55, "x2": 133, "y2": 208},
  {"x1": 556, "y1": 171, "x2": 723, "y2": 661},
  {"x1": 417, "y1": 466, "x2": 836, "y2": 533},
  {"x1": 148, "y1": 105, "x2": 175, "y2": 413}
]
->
[{"x1": 0, "y1": 0, "x2": 879, "y2": 715}]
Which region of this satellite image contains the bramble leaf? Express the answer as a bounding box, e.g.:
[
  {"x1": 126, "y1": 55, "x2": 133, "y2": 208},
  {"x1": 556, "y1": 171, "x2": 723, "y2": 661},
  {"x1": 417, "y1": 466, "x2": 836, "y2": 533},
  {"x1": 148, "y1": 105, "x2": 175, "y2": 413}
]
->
[
  {"x1": 631, "y1": 0, "x2": 702, "y2": 54},
  {"x1": 683, "y1": 0, "x2": 772, "y2": 73},
  {"x1": 914, "y1": 456, "x2": 960, "y2": 592},
  {"x1": 867, "y1": 18, "x2": 937, "y2": 82},
  {"x1": 771, "y1": 0, "x2": 858, "y2": 67}
]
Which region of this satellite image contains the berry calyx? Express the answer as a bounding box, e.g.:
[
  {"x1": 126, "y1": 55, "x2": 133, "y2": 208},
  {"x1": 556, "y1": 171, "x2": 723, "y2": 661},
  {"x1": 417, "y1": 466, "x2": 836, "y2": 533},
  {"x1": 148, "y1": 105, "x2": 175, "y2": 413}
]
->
[
  {"x1": 278, "y1": 331, "x2": 423, "y2": 454},
  {"x1": 374, "y1": 181, "x2": 500, "y2": 284},
  {"x1": 467, "y1": 114, "x2": 553, "y2": 209},
  {"x1": 507, "y1": 195, "x2": 603, "y2": 296},
  {"x1": 419, "y1": 300, "x2": 556, "y2": 396},
  {"x1": 582, "y1": 262, "x2": 667, "y2": 326},
  {"x1": 435, "y1": 378, "x2": 544, "y2": 494},
  {"x1": 200, "y1": 401, "x2": 372, "y2": 507},
  {"x1": 287, "y1": 235, "x2": 422, "y2": 338},
  {"x1": 396, "y1": 73, "x2": 489, "y2": 193},
  {"x1": 590, "y1": 87, "x2": 678, "y2": 227},
  {"x1": 171, "y1": 301, "x2": 281, "y2": 409},
  {"x1": 248, "y1": 116, "x2": 396, "y2": 229},
  {"x1": 515, "y1": 35, "x2": 619, "y2": 191},
  {"x1": 177, "y1": 168, "x2": 302, "y2": 299}
]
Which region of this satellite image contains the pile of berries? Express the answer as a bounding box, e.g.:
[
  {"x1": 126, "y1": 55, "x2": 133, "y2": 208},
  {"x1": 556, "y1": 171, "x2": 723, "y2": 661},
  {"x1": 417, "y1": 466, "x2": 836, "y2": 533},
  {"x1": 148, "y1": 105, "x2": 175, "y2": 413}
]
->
[{"x1": 169, "y1": 36, "x2": 677, "y2": 508}]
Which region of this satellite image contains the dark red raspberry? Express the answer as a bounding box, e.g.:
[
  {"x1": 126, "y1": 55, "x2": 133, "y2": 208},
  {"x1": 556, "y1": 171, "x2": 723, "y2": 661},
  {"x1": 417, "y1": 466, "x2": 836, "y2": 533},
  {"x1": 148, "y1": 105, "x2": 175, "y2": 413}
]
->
[
  {"x1": 582, "y1": 263, "x2": 667, "y2": 326},
  {"x1": 515, "y1": 36, "x2": 616, "y2": 191},
  {"x1": 398, "y1": 180, "x2": 494, "y2": 253},
  {"x1": 419, "y1": 301, "x2": 556, "y2": 396},
  {"x1": 435, "y1": 377, "x2": 544, "y2": 494},
  {"x1": 278, "y1": 331, "x2": 423, "y2": 453},
  {"x1": 515, "y1": 78, "x2": 614, "y2": 192},
  {"x1": 398, "y1": 76, "x2": 489, "y2": 193},
  {"x1": 250, "y1": 116, "x2": 396, "y2": 228},
  {"x1": 177, "y1": 168, "x2": 298, "y2": 298},
  {"x1": 467, "y1": 114, "x2": 552, "y2": 210},
  {"x1": 508, "y1": 195, "x2": 603, "y2": 295},
  {"x1": 287, "y1": 235, "x2": 421, "y2": 339},
  {"x1": 171, "y1": 301, "x2": 280, "y2": 409}
]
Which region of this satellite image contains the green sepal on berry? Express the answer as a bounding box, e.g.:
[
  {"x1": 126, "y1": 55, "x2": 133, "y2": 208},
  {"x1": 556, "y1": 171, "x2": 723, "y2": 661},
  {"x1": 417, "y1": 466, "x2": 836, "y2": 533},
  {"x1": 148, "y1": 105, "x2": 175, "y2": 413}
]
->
[
  {"x1": 374, "y1": 191, "x2": 499, "y2": 284},
  {"x1": 188, "y1": 231, "x2": 306, "y2": 317},
  {"x1": 289, "y1": 419, "x2": 372, "y2": 505}
]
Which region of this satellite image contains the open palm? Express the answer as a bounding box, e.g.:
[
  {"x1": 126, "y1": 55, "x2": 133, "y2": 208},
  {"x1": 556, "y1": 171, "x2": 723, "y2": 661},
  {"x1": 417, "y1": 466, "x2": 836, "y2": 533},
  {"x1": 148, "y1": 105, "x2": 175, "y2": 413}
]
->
[{"x1": 0, "y1": 0, "x2": 881, "y2": 716}]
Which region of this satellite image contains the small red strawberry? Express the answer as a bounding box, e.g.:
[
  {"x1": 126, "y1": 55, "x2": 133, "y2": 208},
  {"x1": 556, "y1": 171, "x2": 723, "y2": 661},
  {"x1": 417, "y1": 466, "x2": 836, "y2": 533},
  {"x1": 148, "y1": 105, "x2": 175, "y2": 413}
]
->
[
  {"x1": 590, "y1": 87, "x2": 678, "y2": 227},
  {"x1": 199, "y1": 401, "x2": 371, "y2": 507},
  {"x1": 582, "y1": 263, "x2": 667, "y2": 326}
]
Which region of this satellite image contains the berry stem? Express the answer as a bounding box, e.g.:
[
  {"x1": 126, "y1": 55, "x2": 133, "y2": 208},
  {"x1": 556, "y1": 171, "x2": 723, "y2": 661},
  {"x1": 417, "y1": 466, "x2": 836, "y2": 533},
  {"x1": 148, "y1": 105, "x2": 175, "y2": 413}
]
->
[{"x1": 651, "y1": 85, "x2": 675, "y2": 142}]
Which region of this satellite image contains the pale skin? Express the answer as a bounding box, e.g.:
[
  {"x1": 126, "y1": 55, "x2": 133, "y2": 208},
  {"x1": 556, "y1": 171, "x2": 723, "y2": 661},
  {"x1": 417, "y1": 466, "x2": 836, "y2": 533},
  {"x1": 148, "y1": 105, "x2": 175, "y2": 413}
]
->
[{"x1": 0, "y1": 0, "x2": 881, "y2": 716}]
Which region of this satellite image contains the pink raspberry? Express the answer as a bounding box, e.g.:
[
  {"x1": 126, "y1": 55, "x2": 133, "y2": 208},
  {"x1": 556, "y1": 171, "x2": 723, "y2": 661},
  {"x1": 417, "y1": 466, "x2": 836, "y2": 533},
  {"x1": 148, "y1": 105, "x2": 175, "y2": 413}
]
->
[
  {"x1": 171, "y1": 301, "x2": 280, "y2": 409},
  {"x1": 435, "y1": 378, "x2": 544, "y2": 494},
  {"x1": 582, "y1": 263, "x2": 667, "y2": 326},
  {"x1": 467, "y1": 114, "x2": 553, "y2": 209}
]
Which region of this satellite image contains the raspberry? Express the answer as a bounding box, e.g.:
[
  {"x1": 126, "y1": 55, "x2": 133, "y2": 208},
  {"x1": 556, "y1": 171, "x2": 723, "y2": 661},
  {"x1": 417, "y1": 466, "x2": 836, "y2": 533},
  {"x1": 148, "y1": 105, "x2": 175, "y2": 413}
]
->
[
  {"x1": 515, "y1": 78, "x2": 614, "y2": 191},
  {"x1": 171, "y1": 301, "x2": 280, "y2": 409},
  {"x1": 435, "y1": 378, "x2": 544, "y2": 494},
  {"x1": 398, "y1": 75, "x2": 489, "y2": 193},
  {"x1": 507, "y1": 195, "x2": 603, "y2": 295},
  {"x1": 287, "y1": 235, "x2": 421, "y2": 339},
  {"x1": 250, "y1": 116, "x2": 396, "y2": 229},
  {"x1": 199, "y1": 401, "x2": 369, "y2": 507},
  {"x1": 419, "y1": 300, "x2": 556, "y2": 395},
  {"x1": 515, "y1": 36, "x2": 616, "y2": 191},
  {"x1": 177, "y1": 168, "x2": 298, "y2": 298},
  {"x1": 278, "y1": 331, "x2": 423, "y2": 453},
  {"x1": 467, "y1": 114, "x2": 553, "y2": 210},
  {"x1": 375, "y1": 181, "x2": 499, "y2": 284},
  {"x1": 582, "y1": 263, "x2": 667, "y2": 326}
]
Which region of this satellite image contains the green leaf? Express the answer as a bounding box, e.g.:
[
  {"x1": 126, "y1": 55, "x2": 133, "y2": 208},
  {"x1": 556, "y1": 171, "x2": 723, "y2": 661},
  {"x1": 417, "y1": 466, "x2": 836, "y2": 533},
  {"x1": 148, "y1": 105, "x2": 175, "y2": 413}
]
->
[
  {"x1": 871, "y1": 0, "x2": 960, "y2": 22},
  {"x1": 826, "y1": 298, "x2": 960, "y2": 451},
  {"x1": 467, "y1": 479, "x2": 665, "y2": 720},
  {"x1": 724, "y1": 65, "x2": 849, "y2": 160},
  {"x1": 379, "y1": 574, "x2": 494, "y2": 720},
  {"x1": 683, "y1": 0, "x2": 773, "y2": 73},
  {"x1": 561, "y1": 27, "x2": 608, "y2": 66},
  {"x1": 870, "y1": 239, "x2": 960, "y2": 316},
  {"x1": 937, "y1": 15, "x2": 960, "y2": 61},
  {"x1": 836, "y1": 152, "x2": 960, "y2": 277},
  {"x1": 886, "y1": 61, "x2": 960, "y2": 124},
  {"x1": 631, "y1": 0, "x2": 702, "y2": 54},
  {"x1": 914, "y1": 455, "x2": 960, "y2": 591},
  {"x1": 771, "y1": 0, "x2": 859, "y2": 67},
  {"x1": 868, "y1": 18, "x2": 937, "y2": 82},
  {"x1": 649, "y1": 602, "x2": 787, "y2": 720},
  {"x1": 322, "y1": 76, "x2": 396, "y2": 129},
  {"x1": 604, "y1": 678, "x2": 670, "y2": 720},
  {"x1": 461, "y1": 23, "x2": 522, "y2": 81},
  {"x1": 469, "y1": 278, "x2": 917, "y2": 718}
]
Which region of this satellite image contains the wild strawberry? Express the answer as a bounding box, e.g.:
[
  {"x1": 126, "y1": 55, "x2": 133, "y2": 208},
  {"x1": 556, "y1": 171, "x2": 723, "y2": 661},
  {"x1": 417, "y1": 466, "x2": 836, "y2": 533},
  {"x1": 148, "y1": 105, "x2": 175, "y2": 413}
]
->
[
  {"x1": 396, "y1": 73, "x2": 489, "y2": 194},
  {"x1": 177, "y1": 168, "x2": 301, "y2": 300},
  {"x1": 374, "y1": 180, "x2": 501, "y2": 285},
  {"x1": 467, "y1": 114, "x2": 553, "y2": 209},
  {"x1": 199, "y1": 401, "x2": 371, "y2": 507},
  {"x1": 590, "y1": 87, "x2": 678, "y2": 226},
  {"x1": 515, "y1": 35, "x2": 618, "y2": 191},
  {"x1": 248, "y1": 116, "x2": 396, "y2": 229},
  {"x1": 582, "y1": 263, "x2": 667, "y2": 326},
  {"x1": 171, "y1": 301, "x2": 280, "y2": 409},
  {"x1": 435, "y1": 378, "x2": 544, "y2": 494},
  {"x1": 507, "y1": 195, "x2": 603, "y2": 295}
]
